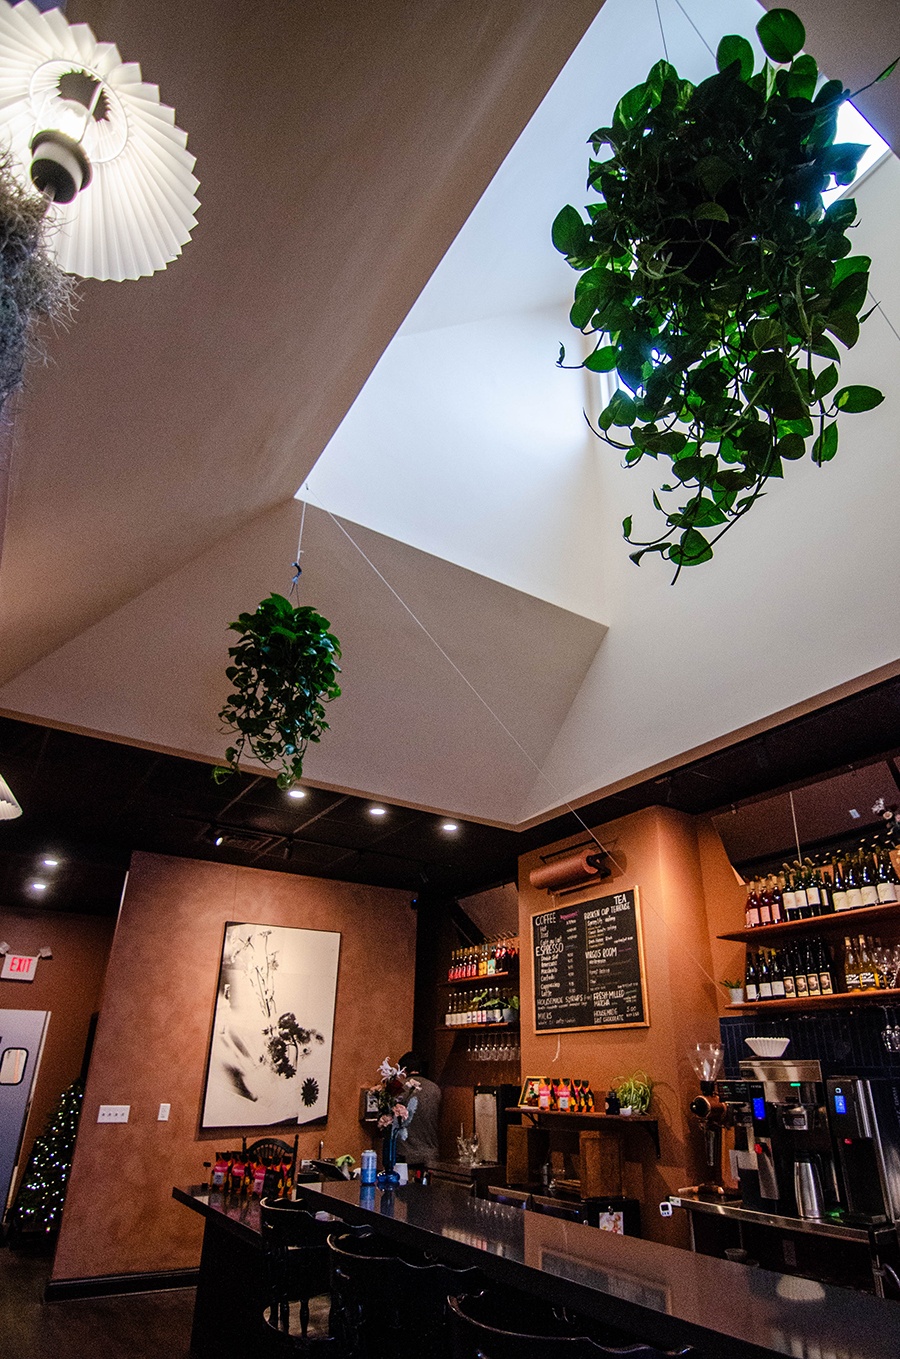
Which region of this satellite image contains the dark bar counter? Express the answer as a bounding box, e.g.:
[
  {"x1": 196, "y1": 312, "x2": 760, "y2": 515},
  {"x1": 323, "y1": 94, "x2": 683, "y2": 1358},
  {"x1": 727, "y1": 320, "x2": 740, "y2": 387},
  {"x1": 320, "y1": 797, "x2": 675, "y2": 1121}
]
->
[{"x1": 175, "y1": 1180, "x2": 900, "y2": 1359}]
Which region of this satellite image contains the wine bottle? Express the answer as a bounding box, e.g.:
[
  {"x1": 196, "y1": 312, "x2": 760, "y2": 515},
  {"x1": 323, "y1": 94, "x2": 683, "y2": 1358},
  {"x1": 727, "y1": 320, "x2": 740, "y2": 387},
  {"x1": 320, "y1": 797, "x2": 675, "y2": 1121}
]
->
[
  {"x1": 860, "y1": 851, "x2": 880, "y2": 908},
  {"x1": 818, "y1": 939, "x2": 835, "y2": 996},
  {"x1": 758, "y1": 878, "x2": 773, "y2": 927},
  {"x1": 843, "y1": 936, "x2": 860, "y2": 991},
  {"x1": 745, "y1": 881, "x2": 760, "y2": 929},
  {"x1": 770, "y1": 874, "x2": 784, "y2": 925},
  {"x1": 781, "y1": 865, "x2": 798, "y2": 920},
  {"x1": 844, "y1": 857, "x2": 864, "y2": 910},
  {"x1": 805, "y1": 861, "x2": 822, "y2": 917},
  {"x1": 794, "y1": 946, "x2": 809, "y2": 999},
  {"x1": 876, "y1": 850, "x2": 899, "y2": 904},
  {"x1": 770, "y1": 949, "x2": 786, "y2": 999},
  {"x1": 815, "y1": 864, "x2": 832, "y2": 915},
  {"x1": 758, "y1": 951, "x2": 773, "y2": 1000},
  {"x1": 832, "y1": 859, "x2": 849, "y2": 912},
  {"x1": 804, "y1": 940, "x2": 821, "y2": 997},
  {"x1": 858, "y1": 934, "x2": 877, "y2": 990},
  {"x1": 793, "y1": 864, "x2": 809, "y2": 920},
  {"x1": 782, "y1": 949, "x2": 797, "y2": 999},
  {"x1": 745, "y1": 952, "x2": 759, "y2": 1003}
]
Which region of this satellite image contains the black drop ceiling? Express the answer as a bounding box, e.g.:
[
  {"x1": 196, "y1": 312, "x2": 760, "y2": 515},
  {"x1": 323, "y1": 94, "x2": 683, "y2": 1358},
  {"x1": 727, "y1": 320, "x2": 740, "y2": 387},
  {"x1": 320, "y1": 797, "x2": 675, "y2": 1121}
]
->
[{"x1": 1, "y1": 668, "x2": 900, "y2": 916}]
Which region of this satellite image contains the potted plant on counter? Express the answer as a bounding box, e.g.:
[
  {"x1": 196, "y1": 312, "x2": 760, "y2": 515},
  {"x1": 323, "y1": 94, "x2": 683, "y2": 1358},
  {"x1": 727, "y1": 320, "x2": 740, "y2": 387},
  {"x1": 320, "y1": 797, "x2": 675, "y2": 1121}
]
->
[{"x1": 615, "y1": 1071, "x2": 653, "y2": 1115}]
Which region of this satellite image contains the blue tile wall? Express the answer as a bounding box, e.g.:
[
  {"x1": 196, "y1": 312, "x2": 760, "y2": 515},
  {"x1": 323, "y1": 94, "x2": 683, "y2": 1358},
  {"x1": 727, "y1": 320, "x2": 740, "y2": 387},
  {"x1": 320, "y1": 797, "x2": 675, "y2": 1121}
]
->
[{"x1": 720, "y1": 1005, "x2": 900, "y2": 1079}]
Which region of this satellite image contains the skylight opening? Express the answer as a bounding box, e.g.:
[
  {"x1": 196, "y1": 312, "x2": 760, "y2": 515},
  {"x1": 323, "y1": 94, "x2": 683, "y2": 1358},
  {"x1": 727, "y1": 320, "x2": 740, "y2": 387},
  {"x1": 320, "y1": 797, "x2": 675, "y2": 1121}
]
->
[{"x1": 820, "y1": 101, "x2": 890, "y2": 208}]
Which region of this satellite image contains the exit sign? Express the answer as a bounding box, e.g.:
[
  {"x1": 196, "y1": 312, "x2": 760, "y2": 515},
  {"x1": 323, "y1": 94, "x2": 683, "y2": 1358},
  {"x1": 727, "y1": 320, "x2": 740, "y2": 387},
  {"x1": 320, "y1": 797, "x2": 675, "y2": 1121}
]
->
[{"x1": 1, "y1": 954, "x2": 37, "y2": 982}]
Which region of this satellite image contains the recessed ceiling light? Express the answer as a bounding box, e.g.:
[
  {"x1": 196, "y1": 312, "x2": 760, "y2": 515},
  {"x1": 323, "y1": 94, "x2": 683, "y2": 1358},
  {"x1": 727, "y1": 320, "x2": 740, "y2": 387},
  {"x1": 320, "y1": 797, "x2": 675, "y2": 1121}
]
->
[
  {"x1": 287, "y1": 788, "x2": 307, "y2": 800},
  {"x1": 369, "y1": 806, "x2": 387, "y2": 817},
  {"x1": 30, "y1": 881, "x2": 48, "y2": 892},
  {"x1": 41, "y1": 857, "x2": 59, "y2": 868},
  {"x1": 214, "y1": 834, "x2": 225, "y2": 847},
  {"x1": 441, "y1": 822, "x2": 459, "y2": 833}
]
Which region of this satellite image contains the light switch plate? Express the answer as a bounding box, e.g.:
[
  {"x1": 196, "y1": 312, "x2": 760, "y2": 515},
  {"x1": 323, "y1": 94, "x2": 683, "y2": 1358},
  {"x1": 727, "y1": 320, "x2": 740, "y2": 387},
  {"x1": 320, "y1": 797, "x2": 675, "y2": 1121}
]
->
[
  {"x1": 158, "y1": 1102, "x2": 171, "y2": 1121},
  {"x1": 97, "y1": 1104, "x2": 130, "y2": 1123}
]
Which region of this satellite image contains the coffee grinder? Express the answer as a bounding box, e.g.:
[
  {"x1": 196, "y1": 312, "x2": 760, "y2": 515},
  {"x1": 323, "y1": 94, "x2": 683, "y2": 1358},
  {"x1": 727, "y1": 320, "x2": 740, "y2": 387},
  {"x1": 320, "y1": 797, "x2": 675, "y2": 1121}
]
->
[{"x1": 688, "y1": 1044, "x2": 739, "y2": 1199}]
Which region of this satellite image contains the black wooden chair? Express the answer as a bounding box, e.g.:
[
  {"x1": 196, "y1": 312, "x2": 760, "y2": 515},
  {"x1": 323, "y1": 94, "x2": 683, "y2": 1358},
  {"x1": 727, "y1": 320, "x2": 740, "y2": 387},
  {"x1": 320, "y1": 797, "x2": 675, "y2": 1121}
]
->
[
  {"x1": 448, "y1": 1293, "x2": 694, "y2": 1359},
  {"x1": 530, "y1": 1194, "x2": 589, "y2": 1224},
  {"x1": 328, "y1": 1226, "x2": 481, "y2": 1359},
  {"x1": 259, "y1": 1196, "x2": 339, "y2": 1350}
]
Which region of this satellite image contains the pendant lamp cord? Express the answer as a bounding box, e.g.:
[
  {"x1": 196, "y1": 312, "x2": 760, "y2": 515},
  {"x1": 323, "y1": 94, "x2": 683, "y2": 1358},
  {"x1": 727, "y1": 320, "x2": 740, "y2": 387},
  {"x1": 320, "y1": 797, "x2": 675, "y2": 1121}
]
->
[{"x1": 653, "y1": 0, "x2": 669, "y2": 62}]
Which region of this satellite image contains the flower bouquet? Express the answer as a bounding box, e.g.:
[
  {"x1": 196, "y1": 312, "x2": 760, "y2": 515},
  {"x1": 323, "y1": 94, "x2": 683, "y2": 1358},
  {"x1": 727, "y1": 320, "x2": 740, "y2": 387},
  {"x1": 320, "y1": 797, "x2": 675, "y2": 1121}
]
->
[{"x1": 369, "y1": 1059, "x2": 419, "y2": 1184}]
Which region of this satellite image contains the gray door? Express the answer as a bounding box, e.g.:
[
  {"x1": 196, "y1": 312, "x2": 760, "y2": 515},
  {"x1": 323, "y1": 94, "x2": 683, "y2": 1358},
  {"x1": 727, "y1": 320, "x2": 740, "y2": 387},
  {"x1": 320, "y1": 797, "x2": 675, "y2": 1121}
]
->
[{"x1": 0, "y1": 1010, "x2": 49, "y2": 1216}]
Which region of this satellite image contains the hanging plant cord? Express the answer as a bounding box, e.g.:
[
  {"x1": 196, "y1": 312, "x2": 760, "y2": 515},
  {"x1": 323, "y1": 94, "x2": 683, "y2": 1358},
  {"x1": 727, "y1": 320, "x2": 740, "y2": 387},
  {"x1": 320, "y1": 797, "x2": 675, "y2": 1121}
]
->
[{"x1": 553, "y1": 6, "x2": 895, "y2": 579}]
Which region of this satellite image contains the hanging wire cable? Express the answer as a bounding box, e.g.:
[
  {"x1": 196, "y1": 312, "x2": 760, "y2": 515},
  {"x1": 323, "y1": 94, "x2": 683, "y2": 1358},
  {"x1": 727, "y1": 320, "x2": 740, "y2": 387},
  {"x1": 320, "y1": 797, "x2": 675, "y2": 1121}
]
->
[
  {"x1": 671, "y1": 0, "x2": 715, "y2": 58},
  {"x1": 653, "y1": 0, "x2": 669, "y2": 62},
  {"x1": 789, "y1": 789, "x2": 803, "y2": 865},
  {"x1": 290, "y1": 496, "x2": 308, "y2": 600}
]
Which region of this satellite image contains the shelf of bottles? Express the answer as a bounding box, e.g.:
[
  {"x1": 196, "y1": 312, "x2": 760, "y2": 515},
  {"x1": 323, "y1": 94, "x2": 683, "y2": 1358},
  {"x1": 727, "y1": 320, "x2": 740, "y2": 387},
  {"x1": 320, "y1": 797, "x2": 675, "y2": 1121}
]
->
[
  {"x1": 445, "y1": 935, "x2": 519, "y2": 983},
  {"x1": 718, "y1": 848, "x2": 900, "y2": 946},
  {"x1": 730, "y1": 932, "x2": 900, "y2": 1011},
  {"x1": 442, "y1": 986, "x2": 519, "y2": 1029}
]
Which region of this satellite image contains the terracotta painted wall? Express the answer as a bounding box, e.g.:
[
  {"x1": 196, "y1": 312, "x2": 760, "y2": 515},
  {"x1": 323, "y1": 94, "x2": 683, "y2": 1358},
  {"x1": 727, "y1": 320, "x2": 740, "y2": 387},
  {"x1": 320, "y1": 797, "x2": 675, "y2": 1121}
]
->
[
  {"x1": 519, "y1": 806, "x2": 722, "y2": 1247},
  {"x1": 52, "y1": 852, "x2": 415, "y2": 1282},
  {"x1": 0, "y1": 906, "x2": 114, "y2": 1192}
]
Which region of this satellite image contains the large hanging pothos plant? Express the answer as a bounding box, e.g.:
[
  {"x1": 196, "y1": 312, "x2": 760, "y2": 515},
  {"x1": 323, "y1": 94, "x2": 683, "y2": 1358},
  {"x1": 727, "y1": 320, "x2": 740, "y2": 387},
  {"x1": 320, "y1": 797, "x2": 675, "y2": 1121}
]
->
[
  {"x1": 214, "y1": 592, "x2": 342, "y2": 789},
  {"x1": 553, "y1": 8, "x2": 894, "y2": 578}
]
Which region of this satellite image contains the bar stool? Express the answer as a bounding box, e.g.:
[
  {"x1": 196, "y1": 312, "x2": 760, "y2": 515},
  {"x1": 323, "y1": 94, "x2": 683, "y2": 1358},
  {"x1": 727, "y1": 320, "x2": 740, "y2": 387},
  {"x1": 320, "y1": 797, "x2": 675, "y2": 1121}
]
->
[
  {"x1": 259, "y1": 1196, "x2": 340, "y2": 1350},
  {"x1": 448, "y1": 1293, "x2": 694, "y2": 1359},
  {"x1": 328, "y1": 1226, "x2": 481, "y2": 1359}
]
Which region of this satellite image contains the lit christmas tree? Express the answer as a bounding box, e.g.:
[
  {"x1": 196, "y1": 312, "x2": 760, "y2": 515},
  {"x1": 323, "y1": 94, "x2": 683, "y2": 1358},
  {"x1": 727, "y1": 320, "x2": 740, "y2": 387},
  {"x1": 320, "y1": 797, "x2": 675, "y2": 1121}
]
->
[{"x1": 8, "y1": 1079, "x2": 84, "y2": 1240}]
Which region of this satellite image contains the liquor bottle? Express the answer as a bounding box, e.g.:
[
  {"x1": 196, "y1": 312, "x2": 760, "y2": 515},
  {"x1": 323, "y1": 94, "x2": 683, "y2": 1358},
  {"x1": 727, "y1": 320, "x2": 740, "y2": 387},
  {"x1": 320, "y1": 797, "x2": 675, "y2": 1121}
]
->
[
  {"x1": 804, "y1": 941, "x2": 821, "y2": 997},
  {"x1": 857, "y1": 935, "x2": 877, "y2": 990},
  {"x1": 877, "y1": 850, "x2": 900, "y2": 904},
  {"x1": 744, "y1": 952, "x2": 759, "y2": 1003},
  {"x1": 818, "y1": 939, "x2": 835, "y2": 996},
  {"x1": 832, "y1": 860, "x2": 849, "y2": 912},
  {"x1": 843, "y1": 936, "x2": 860, "y2": 991},
  {"x1": 745, "y1": 881, "x2": 760, "y2": 929},
  {"x1": 770, "y1": 950, "x2": 786, "y2": 999},
  {"x1": 781, "y1": 866, "x2": 798, "y2": 921},
  {"x1": 758, "y1": 951, "x2": 773, "y2": 1000},
  {"x1": 844, "y1": 856, "x2": 864, "y2": 910},
  {"x1": 860, "y1": 852, "x2": 880, "y2": 907}
]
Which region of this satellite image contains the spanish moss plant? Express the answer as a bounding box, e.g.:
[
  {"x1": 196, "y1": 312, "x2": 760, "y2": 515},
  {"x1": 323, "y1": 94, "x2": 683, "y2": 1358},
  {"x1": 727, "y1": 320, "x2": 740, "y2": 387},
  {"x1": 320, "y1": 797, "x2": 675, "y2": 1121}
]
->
[
  {"x1": 0, "y1": 154, "x2": 75, "y2": 417},
  {"x1": 553, "y1": 8, "x2": 894, "y2": 578}
]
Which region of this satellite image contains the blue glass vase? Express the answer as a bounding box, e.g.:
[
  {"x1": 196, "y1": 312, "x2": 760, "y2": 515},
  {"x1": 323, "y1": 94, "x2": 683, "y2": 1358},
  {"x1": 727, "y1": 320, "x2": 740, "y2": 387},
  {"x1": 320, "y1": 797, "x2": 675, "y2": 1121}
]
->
[{"x1": 377, "y1": 1126, "x2": 400, "y2": 1185}]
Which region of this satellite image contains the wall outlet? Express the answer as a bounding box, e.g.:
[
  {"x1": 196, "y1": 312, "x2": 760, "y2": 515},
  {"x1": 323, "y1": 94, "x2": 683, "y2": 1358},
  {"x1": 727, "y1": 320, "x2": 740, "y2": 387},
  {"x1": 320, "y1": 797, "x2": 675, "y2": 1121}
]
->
[
  {"x1": 158, "y1": 1102, "x2": 171, "y2": 1121},
  {"x1": 97, "y1": 1104, "x2": 130, "y2": 1123}
]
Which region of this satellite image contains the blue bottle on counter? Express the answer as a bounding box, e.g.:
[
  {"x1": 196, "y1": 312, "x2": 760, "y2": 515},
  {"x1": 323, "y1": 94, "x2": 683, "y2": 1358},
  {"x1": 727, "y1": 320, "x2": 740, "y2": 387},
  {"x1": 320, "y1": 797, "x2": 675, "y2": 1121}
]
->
[{"x1": 361, "y1": 1149, "x2": 377, "y2": 1184}]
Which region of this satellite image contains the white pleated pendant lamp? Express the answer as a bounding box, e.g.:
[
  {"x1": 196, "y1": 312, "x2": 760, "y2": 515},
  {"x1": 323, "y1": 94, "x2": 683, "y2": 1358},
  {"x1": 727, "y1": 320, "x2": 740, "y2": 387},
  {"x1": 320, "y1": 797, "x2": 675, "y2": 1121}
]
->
[
  {"x1": 0, "y1": 0, "x2": 199, "y2": 280},
  {"x1": 0, "y1": 772, "x2": 22, "y2": 819}
]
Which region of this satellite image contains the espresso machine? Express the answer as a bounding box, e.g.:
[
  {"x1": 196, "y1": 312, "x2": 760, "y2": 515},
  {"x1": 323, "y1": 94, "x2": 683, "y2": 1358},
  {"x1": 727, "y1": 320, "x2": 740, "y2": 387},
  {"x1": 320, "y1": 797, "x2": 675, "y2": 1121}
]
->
[
  {"x1": 732, "y1": 1058, "x2": 840, "y2": 1218},
  {"x1": 826, "y1": 1075, "x2": 900, "y2": 1224}
]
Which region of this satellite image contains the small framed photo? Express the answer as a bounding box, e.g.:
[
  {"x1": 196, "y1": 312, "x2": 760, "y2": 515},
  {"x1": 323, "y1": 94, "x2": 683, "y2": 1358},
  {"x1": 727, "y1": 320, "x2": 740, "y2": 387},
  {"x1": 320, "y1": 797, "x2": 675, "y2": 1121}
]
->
[{"x1": 519, "y1": 1076, "x2": 541, "y2": 1108}]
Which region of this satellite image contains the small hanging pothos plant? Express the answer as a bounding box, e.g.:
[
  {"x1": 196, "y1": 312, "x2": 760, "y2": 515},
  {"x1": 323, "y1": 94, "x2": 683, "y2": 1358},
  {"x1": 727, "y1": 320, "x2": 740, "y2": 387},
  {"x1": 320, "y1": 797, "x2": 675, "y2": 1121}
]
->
[
  {"x1": 214, "y1": 592, "x2": 342, "y2": 789},
  {"x1": 553, "y1": 8, "x2": 895, "y2": 578}
]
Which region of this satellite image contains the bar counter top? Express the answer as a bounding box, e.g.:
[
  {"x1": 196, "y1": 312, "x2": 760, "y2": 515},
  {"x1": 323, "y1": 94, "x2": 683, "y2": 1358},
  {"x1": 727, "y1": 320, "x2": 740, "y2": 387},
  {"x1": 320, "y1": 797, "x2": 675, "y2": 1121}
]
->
[{"x1": 175, "y1": 1181, "x2": 900, "y2": 1359}]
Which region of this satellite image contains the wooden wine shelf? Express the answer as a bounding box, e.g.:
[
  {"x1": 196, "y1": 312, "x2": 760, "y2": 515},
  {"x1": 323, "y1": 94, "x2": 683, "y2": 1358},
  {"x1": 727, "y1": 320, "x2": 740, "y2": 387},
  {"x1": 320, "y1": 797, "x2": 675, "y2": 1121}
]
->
[
  {"x1": 727, "y1": 986, "x2": 900, "y2": 1012},
  {"x1": 718, "y1": 900, "x2": 900, "y2": 945},
  {"x1": 437, "y1": 1021, "x2": 519, "y2": 1031},
  {"x1": 439, "y1": 971, "x2": 517, "y2": 986}
]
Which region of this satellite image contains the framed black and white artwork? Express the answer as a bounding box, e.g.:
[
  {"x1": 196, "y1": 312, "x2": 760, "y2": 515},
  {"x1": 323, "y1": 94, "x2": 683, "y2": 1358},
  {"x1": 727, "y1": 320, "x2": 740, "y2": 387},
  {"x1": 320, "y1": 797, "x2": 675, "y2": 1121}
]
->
[{"x1": 201, "y1": 921, "x2": 341, "y2": 1129}]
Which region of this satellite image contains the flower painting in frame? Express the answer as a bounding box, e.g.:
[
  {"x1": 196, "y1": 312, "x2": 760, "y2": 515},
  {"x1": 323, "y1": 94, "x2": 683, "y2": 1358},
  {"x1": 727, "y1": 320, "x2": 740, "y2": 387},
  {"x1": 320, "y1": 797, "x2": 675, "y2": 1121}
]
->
[{"x1": 201, "y1": 921, "x2": 341, "y2": 1129}]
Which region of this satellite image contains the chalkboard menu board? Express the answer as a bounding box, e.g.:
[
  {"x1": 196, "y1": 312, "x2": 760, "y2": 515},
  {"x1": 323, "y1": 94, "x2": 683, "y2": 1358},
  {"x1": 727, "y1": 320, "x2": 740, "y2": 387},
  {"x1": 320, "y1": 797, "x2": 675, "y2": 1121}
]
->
[{"x1": 531, "y1": 887, "x2": 648, "y2": 1032}]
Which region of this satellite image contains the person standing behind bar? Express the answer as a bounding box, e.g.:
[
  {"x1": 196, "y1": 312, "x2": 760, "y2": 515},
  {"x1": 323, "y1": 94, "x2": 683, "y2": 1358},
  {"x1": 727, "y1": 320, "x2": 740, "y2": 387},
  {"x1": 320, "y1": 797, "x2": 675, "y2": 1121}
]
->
[{"x1": 398, "y1": 1051, "x2": 441, "y2": 1167}]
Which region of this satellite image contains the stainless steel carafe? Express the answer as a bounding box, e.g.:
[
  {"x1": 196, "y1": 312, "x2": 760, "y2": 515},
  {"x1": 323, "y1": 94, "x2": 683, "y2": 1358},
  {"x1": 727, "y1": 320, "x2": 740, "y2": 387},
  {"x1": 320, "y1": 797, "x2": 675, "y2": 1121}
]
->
[{"x1": 793, "y1": 1154, "x2": 824, "y2": 1219}]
